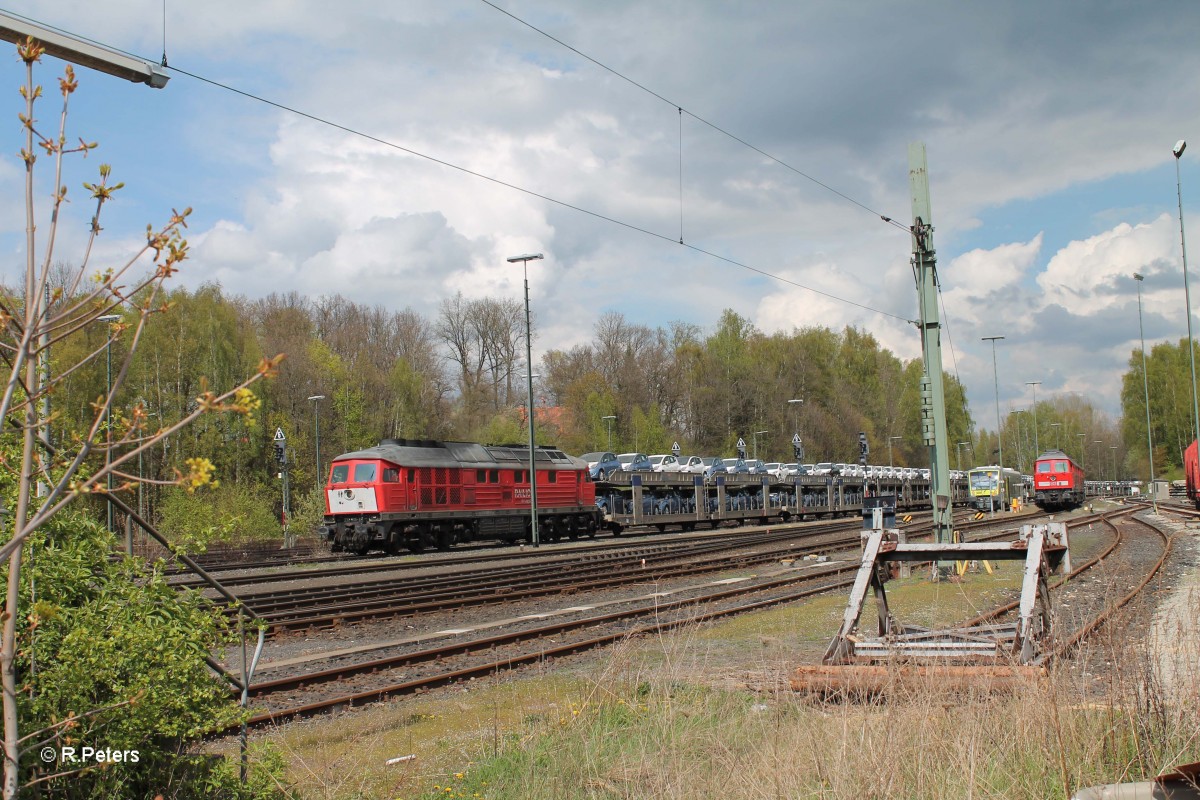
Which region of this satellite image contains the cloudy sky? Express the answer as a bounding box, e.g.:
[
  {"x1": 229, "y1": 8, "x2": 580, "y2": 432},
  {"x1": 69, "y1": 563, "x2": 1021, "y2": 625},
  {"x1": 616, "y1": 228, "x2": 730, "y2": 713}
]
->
[{"x1": 1, "y1": 1, "x2": 1198, "y2": 428}]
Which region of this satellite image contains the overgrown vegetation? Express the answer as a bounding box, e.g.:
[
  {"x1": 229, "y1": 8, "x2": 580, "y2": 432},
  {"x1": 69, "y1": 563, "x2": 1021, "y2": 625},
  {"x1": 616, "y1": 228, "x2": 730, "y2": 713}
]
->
[
  {"x1": 13, "y1": 501, "x2": 292, "y2": 798},
  {"x1": 0, "y1": 42, "x2": 288, "y2": 796}
]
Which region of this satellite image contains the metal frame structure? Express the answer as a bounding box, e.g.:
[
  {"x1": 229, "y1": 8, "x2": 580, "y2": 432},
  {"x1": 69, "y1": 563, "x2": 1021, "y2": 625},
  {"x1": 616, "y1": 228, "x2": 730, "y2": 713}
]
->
[{"x1": 821, "y1": 522, "x2": 1070, "y2": 666}]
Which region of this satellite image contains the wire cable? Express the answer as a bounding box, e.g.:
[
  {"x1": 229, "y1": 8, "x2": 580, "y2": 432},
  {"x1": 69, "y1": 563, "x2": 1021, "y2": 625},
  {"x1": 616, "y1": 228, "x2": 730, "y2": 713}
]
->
[
  {"x1": 478, "y1": 0, "x2": 914, "y2": 235},
  {"x1": 168, "y1": 66, "x2": 912, "y2": 323},
  {"x1": 0, "y1": 8, "x2": 915, "y2": 323}
]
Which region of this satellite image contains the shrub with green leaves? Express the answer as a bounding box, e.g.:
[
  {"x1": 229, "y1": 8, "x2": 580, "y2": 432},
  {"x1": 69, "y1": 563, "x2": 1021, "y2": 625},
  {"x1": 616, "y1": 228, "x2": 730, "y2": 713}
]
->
[
  {"x1": 157, "y1": 482, "x2": 282, "y2": 553},
  {"x1": 11, "y1": 507, "x2": 292, "y2": 798}
]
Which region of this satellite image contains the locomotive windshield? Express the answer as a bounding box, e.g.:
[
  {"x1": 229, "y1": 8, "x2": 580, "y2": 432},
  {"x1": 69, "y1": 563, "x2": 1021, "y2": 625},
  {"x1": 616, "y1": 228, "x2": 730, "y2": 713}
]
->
[
  {"x1": 969, "y1": 470, "x2": 997, "y2": 490},
  {"x1": 353, "y1": 463, "x2": 377, "y2": 483},
  {"x1": 331, "y1": 464, "x2": 349, "y2": 483}
]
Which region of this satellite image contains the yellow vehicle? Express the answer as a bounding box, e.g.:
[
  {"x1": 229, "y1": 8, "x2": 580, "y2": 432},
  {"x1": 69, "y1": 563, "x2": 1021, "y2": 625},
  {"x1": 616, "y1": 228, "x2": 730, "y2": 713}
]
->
[{"x1": 967, "y1": 465, "x2": 1023, "y2": 512}]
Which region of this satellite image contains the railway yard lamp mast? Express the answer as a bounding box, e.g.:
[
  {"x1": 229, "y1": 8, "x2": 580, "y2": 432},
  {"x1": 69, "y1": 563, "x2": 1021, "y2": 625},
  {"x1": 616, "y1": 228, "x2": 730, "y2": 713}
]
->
[
  {"x1": 982, "y1": 336, "x2": 1005, "y2": 474},
  {"x1": 1010, "y1": 410, "x2": 1027, "y2": 472},
  {"x1": 1134, "y1": 273, "x2": 1157, "y2": 512},
  {"x1": 1025, "y1": 381, "x2": 1041, "y2": 455},
  {"x1": 956, "y1": 441, "x2": 970, "y2": 472},
  {"x1": 602, "y1": 415, "x2": 616, "y2": 451},
  {"x1": 787, "y1": 399, "x2": 803, "y2": 456},
  {"x1": 1049, "y1": 422, "x2": 1062, "y2": 450},
  {"x1": 889, "y1": 436, "x2": 902, "y2": 468},
  {"x1": 1077, "y1": 432, "x2": 1087, "y2": 473},
  {"x1": 1173, "y1": 140, "x2": 1200, "y2": 453},
  {"x1": 509, "y1": 252, "x2": 544, "y2": 547},
  {"x1": 308, "y1": 395, "x2": 325, "y2": 490},
  {"x1": 752, "y1": 430, "x2": 768, "y2": 461}
]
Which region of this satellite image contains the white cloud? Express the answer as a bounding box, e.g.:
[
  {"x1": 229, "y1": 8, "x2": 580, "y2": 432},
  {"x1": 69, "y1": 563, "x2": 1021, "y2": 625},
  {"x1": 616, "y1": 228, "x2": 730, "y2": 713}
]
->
[
  {"x1": 1, "y1": 0, "x2": 1199, "y2": 425},
  {"x1": 1037, "y1": 215, "x2": 1176, "y2": 314}
]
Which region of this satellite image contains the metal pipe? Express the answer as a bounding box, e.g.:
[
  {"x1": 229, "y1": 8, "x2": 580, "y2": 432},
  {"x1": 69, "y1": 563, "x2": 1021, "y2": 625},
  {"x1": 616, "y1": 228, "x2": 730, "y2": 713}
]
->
[
  {"x1": 983, "y1": 336, "x2": 1005, "y2": 472},
  {"x1": 508, "y1": 253, "x2": 544, "y2": 547},
  {"x1": 1135, "y1": 274, "x2": 1157, "y2": 512},
  {"x1": 1175, "y1": 142, "x2": 1200, "y2": 457}
]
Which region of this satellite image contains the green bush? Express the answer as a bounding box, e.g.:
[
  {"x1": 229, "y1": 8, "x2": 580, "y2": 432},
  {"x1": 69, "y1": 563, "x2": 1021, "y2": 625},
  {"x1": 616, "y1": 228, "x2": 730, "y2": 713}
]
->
[
  {"x1": 14, "y1": 508, "x2": 294, "y2": 798},
  {"x1": 158, "y1": 482, "x2": 282, "y2": 553}
]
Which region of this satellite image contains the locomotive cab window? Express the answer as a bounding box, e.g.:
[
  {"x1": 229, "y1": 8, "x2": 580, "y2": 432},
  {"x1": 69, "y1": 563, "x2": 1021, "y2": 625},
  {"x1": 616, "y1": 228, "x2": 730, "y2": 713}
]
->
[
  {"x1": 1054, "y1": 461, "x2": 1069, "y2": 473},
  {"x1": 407, "y1": 469, "x2": 416, "y2": 482},
  {"x1": 353, "y1": 463, "x2": 377, "y2": 483},
  {"x1": 331, "y1": 464, "x2": 350, "y2": 483},
  {"x1": 383, "y1": 468, "x2": 399, "y2": 483},
  {"x1": 1036, "y1": 463, "x2": 1051, "y2": 473}
]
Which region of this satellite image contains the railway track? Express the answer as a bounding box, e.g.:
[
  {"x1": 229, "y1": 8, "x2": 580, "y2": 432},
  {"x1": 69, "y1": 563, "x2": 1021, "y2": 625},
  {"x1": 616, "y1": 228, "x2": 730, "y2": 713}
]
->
[
  {"x1": 229, "y1": 510, "x2": 1016, "y2": 635},
  {"x1": 230, "y1": 509, "x2": 1086, "y2": 727}
]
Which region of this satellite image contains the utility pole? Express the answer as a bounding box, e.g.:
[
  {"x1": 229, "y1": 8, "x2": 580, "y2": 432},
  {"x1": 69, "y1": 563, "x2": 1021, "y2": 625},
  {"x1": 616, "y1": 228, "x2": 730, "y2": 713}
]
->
[{"x1": 909, "y1": 142, "x2": 953, "y2": 547}]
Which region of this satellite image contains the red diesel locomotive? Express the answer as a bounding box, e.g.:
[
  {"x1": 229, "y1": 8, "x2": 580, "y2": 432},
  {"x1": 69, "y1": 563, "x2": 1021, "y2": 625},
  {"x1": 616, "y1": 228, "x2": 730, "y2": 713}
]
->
[
  {"x1": 1185, "y1": 439, "x2": 1200, "y2": 509},
  {"x1": 320, "y1": 438, "x2": 600, "y2": 554},
  {"x1": 1032, "y1": 449, "x2": 1085, "y2": 511}
]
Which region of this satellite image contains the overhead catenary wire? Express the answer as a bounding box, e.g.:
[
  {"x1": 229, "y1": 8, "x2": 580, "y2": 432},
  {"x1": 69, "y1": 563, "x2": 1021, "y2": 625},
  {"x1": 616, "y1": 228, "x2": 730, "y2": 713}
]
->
[
  {"x1": 163, "y1": 65, "x2": 917, "y2": 324},
  {"x1": 4, "y1": 8, "x2": 916, "y2": 324},
  {"x1": 478, "y1": 0, "x2": 914, "y2": 236}
]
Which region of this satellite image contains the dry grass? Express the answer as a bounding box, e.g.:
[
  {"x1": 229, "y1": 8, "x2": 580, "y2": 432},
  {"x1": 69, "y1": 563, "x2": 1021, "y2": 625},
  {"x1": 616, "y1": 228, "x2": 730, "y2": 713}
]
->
[{"x1": 237, "y1": 530, "x2": 1199, "y2": 799}]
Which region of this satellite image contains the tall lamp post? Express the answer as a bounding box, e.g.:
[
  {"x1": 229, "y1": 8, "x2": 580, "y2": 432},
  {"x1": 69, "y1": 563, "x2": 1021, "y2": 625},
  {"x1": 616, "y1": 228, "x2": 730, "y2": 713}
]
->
[
  {"x1": 1174, "y1": 140, "x2": 1200, "y2": 455},
  {"x1": 982, "y1": 336, "x2": 1005, "y2": 472},
  {"x1": 752, "y1": 430, "x2": 768, "y2": 461},
  {"x1": 1049, "y1": 422, "x2": 1062, "y2": 450},
  {"x1": 787, "y1": 399, "x2": 803, "y2": 454},
  {"x1": 1010, "y1": 410, "x2": 1027, "y2": 472},
  {"x1": 1076, "y1": 432, "x2": 1087, "y2": 473},
  {"x1": 308, "y1": 395, "x2": 325, "y2": 490},
  {"x1": 602, "y1": 415, "x2": 616, "y2": 451},
  {"x1": 1025, "y1": 380, "x2": 1041, "y2": 456},
  {"x1": 956, "y1": 441, "x2": 970, "y2": 471},
  {"x1": 508, "y1": 252, "x2": 544, "y2": 547},
  {"x1": 888, "y1": 436, "x2": 902, "y2": 468},
  {"x1": 1134, "y1": 272, "x2": 1157, "y2": 511},
  {"x1": 97, "y1": 313, "x2": 121, "y2": 532},
  {"x1": 1110, "y1": 445, "x2": 1119, "y2": 482}
]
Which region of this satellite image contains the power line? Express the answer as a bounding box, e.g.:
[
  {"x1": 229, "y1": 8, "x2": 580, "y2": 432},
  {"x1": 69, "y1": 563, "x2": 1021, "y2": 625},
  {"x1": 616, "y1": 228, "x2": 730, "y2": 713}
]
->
[
  {"x1": 168, "y1": 65, "x2": 913, "y2": 324},
  {"x1": 4, "y1": 8, "x2": 916, "y2": 323},
  {"x1": 478, "y1": 0, "x2": 914, "y2": 236}
]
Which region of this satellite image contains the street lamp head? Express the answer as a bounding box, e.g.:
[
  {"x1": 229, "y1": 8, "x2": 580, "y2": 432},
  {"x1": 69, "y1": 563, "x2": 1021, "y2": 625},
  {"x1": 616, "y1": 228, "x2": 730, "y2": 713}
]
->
[
  {"x1": 602, "y1": 415, "x2": 616, "y2": 421},
  {"x1": 1174, "y1": 139, "x2": 1187, "y2": 159},
  {"x1": 981, "y1": 335, "x2": 1005, "y2": 343},
  {"x1": 507, "y1": 253, "x2": 544, "y2": 263},
  {"x1": 97, "y1": 314, "x2": 121, "y2": 323},
  {"x1": 1133, "y1": 272, "x2": 1144, "y2": 282},
  {"x1": 307, "y1": 395, "x2": 326, "y2": 402},
  {"x1": 0, "y1": 11, "x2": 170, "y2": 88},
  {"x1": 787, "y1": 398, "x2": 803, "y2": 405}
]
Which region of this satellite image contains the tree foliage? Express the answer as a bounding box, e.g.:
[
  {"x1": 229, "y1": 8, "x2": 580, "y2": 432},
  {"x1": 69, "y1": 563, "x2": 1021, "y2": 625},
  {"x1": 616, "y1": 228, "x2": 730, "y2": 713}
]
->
[{"x1": 11, "y1": 503, "x2": 290, "y2": 797}]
